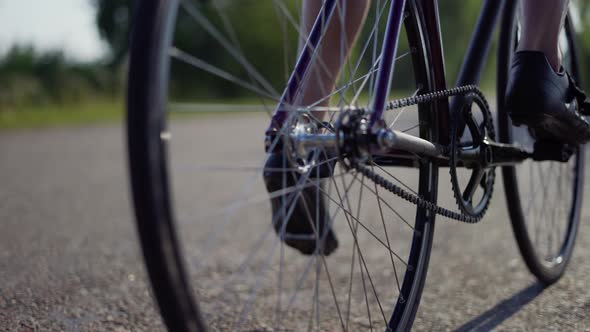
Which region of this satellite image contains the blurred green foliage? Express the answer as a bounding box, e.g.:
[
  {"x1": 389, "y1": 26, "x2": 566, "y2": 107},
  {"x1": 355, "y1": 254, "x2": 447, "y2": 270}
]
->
[
  {"x1": 574, "y1": 1, "x2": 590, "y2": 81},
  {"x1": 0, "y1": 46, "x2": 121, "y2": 111},
  {"x1": 2, "y1": 1, "x2": 590, "y2": 112},
  {"x1": 152, "y1": 0, "x2": 590, "y2": 99}
]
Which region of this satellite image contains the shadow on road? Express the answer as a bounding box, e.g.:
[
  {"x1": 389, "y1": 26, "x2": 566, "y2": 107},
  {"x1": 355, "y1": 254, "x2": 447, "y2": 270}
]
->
[{"x1": 454, "y1": 282, "x2": 545, "y2": 332}]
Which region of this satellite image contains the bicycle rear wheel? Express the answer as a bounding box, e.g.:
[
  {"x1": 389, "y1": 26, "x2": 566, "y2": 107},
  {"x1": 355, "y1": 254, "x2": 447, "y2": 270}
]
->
[
  {"x1": 127, "y1": 1, "x2": 442, "y2": 330},
  {"x1": 497, "y1": 4, "x2": 584, "y2": 284}
]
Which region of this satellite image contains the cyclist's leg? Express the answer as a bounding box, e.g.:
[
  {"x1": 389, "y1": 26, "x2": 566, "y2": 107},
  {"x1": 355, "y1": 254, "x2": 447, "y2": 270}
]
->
[
  {"x1": 506, "y1": 0, "x2": 590, "y2": 144},
  {"x1": 519, "y1": 0, "x2": 568, "y2": 71},
  {"x1": 298, "y1": 0, "x2": 371, "y2": 111},
  {"x1": 264, "y1": 0, "x2": 371, "y2": 256}
]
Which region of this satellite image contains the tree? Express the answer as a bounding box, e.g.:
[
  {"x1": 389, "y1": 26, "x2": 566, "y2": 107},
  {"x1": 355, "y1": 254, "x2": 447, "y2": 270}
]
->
[
  {"x1": 91, "y1": 1, "x2": 590, "y2": 99},
  {"x1": 93, "y1": 0, "x2": 133, "y2": 68}
]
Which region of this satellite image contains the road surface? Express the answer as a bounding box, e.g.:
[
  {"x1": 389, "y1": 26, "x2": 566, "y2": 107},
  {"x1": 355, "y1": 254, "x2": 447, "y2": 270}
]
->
[{"x1": 1, "y1": 115, "x2": 590, "y2": 331}]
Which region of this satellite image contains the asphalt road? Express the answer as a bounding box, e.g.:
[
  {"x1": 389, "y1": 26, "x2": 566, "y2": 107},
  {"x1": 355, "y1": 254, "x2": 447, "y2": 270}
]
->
[{"x1": 1, "y1": 115, "x2": 590, "y2": 331}]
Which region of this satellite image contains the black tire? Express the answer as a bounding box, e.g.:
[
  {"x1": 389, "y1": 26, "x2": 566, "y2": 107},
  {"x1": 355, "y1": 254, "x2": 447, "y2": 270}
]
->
[
  {"x1": 127, "y1": 1, "x2": 443, "y2": 330},
  {"x1": 497, "y1": 2, "x2": 585, "y2": 285},
  {"x1": 127, "y1": 1, "x2": 207, "y2": 331}
]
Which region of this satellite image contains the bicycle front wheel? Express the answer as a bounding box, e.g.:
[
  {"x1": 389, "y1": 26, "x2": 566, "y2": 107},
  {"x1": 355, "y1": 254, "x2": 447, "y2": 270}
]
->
[
  {"x1": 127, "y1": 1, "x2": 443, "y2": 330},
  {"x1": 497, "y1": 4, "x2": 585, "y2": 284}
]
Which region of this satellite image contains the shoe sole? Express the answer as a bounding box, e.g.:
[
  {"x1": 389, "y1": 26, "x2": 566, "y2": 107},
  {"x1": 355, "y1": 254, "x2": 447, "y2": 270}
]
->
[
  {"x1": 510, "y1": 112, "x2": 590, "y2": 145},
  {"x1": 265, "y1": 171, "x2": 339, "y2": 256}
]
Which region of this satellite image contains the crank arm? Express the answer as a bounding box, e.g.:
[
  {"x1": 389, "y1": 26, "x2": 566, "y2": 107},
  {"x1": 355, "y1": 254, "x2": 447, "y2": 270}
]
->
[
  {"x1": 485, "y1": 139, "x2": 532, "y2": 166},
  {"x1": 482, "y1": 139, "x2": 574, "y2": 167}
]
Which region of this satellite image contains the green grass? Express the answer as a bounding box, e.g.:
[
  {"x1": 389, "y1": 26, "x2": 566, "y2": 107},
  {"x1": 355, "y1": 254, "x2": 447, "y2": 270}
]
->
[
  {"x1": 0, "y1": 99, "x2": 269, "y2": 130},
  {"x1": 0, "y1": 89, "x2": 494, "y2": 130},
  {"x1": 0, "y1": 101, "x2": 124, "y2": 130}
]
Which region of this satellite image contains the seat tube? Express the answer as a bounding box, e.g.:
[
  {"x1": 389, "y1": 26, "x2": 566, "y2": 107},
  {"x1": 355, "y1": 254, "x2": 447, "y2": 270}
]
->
[
  {"x1": 266, "y1": 0, "x2": 338, "y2": 138},
  {"x1": 369, "y1": 0, "x2": 407, "y2": 132}
]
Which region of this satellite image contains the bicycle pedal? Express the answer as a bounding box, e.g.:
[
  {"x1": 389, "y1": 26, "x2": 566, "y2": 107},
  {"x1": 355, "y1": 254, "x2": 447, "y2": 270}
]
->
[{"x1": 532, "y1": 140, "x2": 575, "y2": 162}]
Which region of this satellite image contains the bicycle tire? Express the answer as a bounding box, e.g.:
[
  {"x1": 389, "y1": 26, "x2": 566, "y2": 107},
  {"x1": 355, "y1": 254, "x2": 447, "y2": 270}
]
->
[
  {"x1": 497, "y1": 3, "x2": 584, "y2": 285},
  {"x1": 127, "y1": 1, "x2": 445, "y2": 330}
]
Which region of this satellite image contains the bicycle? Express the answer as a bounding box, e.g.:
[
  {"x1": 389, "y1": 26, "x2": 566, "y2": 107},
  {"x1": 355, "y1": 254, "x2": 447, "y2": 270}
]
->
[{"x1": 127, "y1": 0, "x2": 584, "y2": 331}]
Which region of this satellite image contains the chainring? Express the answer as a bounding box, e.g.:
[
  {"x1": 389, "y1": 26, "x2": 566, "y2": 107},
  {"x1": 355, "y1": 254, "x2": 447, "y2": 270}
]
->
[{"x1": 449, "y1": 92, "x2": 496, "y2": 221}]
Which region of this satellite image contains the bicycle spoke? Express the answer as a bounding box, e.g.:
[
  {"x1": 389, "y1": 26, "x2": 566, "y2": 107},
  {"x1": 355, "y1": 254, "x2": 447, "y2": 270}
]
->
[
  {"x1": 168, "y1": 102, "x2": 271, "y2": 113},
  {"x1": 388, "y1": 89, "x2": 420, "y2": 129},
  {"x1": 170, "y1": 47, "x2": 279, "y2": 101},
  {"x1": 273, "y1": 235, "x2": 286, "y2": 330},
  {"x1": 344, "y1": 174, "x2": 364, "y2": 331},
  {"x1": 371, "y1": 164, "x2": 402, "y2": 295},
  {"x1": 137, "y1": 1, "x2": 438, "y2": 329},
  {"x1": 400, "y1": 122, "x2": 423, "y2": 133},
  {"x1": 372, "y1": 163, "x2": 419, "y2": 196},
  {"x1": 329, "y1": 170, "x2": 388, "y2": 327},
  {"x1": 355, "y1": 179, "x2": 416, "y2": 232},
  {"x1": 234, "y1": 233, "x2": 280, "y2": 330},
  {"x1": 181, "y1": 0, "x2": 279, "y2": 97},
  {"x1": 322, "y1": 188, "x2": 409, "y2": 267},
  {"x1": 320, "y1": 255, "x2": 346, "y2": 331}
]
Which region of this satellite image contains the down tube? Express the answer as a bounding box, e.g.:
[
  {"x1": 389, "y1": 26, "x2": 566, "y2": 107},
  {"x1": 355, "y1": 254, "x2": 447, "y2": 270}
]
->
[{"x1": 369, "y1": 0, "x2": 408, "y2": 132}]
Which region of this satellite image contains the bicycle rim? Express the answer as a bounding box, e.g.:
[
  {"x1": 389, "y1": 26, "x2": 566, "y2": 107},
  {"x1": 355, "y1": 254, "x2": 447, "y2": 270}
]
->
[
  {"x1": 497, "y1": 5, "x2": 584, "y2": 284},
  {"x1": 127, "y1": 0, "x2": 441, "y2": 330}
]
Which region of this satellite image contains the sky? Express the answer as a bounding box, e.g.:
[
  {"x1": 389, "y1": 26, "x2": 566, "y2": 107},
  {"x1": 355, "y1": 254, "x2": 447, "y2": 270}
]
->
[{"x1": 0, "y1": 0, "x2": 106, "y2": 61}]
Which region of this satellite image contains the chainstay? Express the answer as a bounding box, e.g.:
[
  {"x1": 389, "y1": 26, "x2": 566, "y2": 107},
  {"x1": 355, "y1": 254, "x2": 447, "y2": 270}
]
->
[{"x1": 351, "y1": 85, "x2": 488, "y2": 223}]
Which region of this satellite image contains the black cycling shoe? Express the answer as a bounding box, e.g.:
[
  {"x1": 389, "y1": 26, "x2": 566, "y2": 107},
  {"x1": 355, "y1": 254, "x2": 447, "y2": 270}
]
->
[
  {"x1": 263, "y1": 153, "x2": 338, "y2": 256},
  {"x1": 506, "y1": 51, "x2": 590, "y2": 145}
]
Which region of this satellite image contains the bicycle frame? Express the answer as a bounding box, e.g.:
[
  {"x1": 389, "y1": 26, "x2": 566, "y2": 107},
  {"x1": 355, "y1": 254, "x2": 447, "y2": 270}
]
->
[{"x1": 265, "y1": 0, "x2": 537, "y2": 167}]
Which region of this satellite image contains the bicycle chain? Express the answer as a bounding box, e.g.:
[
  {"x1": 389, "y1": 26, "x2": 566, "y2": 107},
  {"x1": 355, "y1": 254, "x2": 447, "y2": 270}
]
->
[{"x1": 349, "y1": 85, "x2": 492, "y2": 223}]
